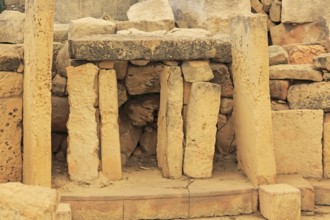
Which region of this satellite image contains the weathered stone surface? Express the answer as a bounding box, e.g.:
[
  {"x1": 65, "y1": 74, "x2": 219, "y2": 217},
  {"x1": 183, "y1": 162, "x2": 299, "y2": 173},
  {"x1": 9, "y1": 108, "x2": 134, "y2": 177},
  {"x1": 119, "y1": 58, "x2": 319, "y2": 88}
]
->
[
  {"x1": 324, "y1": 123, "x2": 330, "y2": 178},
  {"x1": 183, "y1": 81, "x2": 192, "y2": 105},
  {"x1": 269, "y1": 45, "x2": 289, "y2": 66},
  {"x1": 125, "y1": 63, "x2": 163, "y2": 95},
  {"x1": 117, "y1": 20, "x2": 175, "y2": 32},
  {"x1": 287, "y1": 82, "x2": 330, "y2": 112},
  {"x1": 67, "y1": 64, "x2": 99, "y2": 182},
  {"x1": 55, "y1": 42, "x2": 71, "y2": 77},
  {"x1": 270, "y1": 64, "x2": 323, "y2": 81},
  {"x1": 314, "y1": 53, "x2": 330, "y2": 71},
  {"x1": 210, "y1": 63, "x2": 233, "y2": 98},
  {"x1": 230, "y1": 14, "x2": 276, "y2": 185},
  {"x1": 140, "y1": 127, "x2": 157, "y2": 156},
  {"x1": 69, "y1": 34, "x2": 231, "y2": 61},
  {"x1": 0, "y1": 45, "x2": 20, "y2": 72},
  {"x1": 0, "y1": 98, "x2": 22, "y2": 183},
  {"x1": 130, "y1": 60, "x2": 150, "y2": 66},
  {"x1": 269, "y1": 0, "x2": 281, "y2": 22},
  {"x1": 284, "y1": 44, "x2": 326, "y2": 64},
  {"x1": 157, "y1": 66, "x2": 184, "y2": 179},
  {"x1": 99, "y1": 69, "x2": 122, "y2": 181},
  {"x1": 51, "y1": 96, "x2": 69, "y2": 132},
  {"x1": 216, "y1": 114, "x2": 235, "y2": 155},
  {"x1": 117, "y1": 82, "x2": 127, "y2": 107},
  {"x1": 98, "y1": 61, "x2": 114, "y2": 69},
  {"x1": 259, "y1": 184, "x2": 301, "y2": 220},
  {"x1": 271, "y1": 101, "x2": 290, "y2": 111},
  {"x1": 323, "y1": 72, "x2": 330, "y2": 81},
  {"x1": 220, "y1": 98, "x2": 234, "y2": 114},
  {"x1": 117, "y1": 28, "x2": 166, "y2": 37},
  {"x1": 54, "y1": 23, "x2": 69, "y2": 42},
  {"x1": 0, "y1": 10, "x2": 25, "y2": 44},
  {"x1": 0, "y1": 182, "x2": 59, "y2": 220},
  {"x1": 114, "y1": 61, "x2": 128, "y2": 80},
  {"x1": 269, "y1": 80, "x2": 290, "y2": 100},
  {"x1": 0, "y1": 72, "x2": 23, "y2": 98},
  {"x1": 167, "y1": 28, "x2": 211, "y2": 38},
  {"x1": 69, "y1": 17, "x2": 116, "y2": 39},
  {"x1": 52, "y1": 74, "x2": 67, "y2": 96},
  {"x1": 184, "y1": 82, "x2": 221, "y2": 178},
  {"x1": 55, "y1": 203, "x2": 72, "y2": 220},
  {"x1": 217, "y1": 114, "x2": 227, "y2": 131},
  {"x1": 181, "y1": 60, "x2": 214, "y2": 83},
  {"x1": 272, "y1": 110, "x2": 323, "y2": 178},
  {"x1": 270, "y1": 19, "x2": 329, "y2": 46}
]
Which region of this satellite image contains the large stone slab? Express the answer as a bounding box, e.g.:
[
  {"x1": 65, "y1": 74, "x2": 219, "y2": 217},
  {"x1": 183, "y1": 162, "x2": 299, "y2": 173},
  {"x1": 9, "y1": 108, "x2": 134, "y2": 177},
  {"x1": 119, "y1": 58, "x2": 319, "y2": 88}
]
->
[
  {"x1": 0, "y1": 10, "x2": 25, "y2": 44},
  {"x1": 0, "y1": 45, "x2": 20, "y2": 72},
  {"x1": 287, "y1": 82, "x2": 330, "y2": 112},
  {"x1": 67, "y1": 64, "x2": 100, "y2": 182},
  {"x1": 230, "y1": 14, "x2": 276, "y2": 185},
  {"x1": 0, "y1": 72, "x2": 23, "y2": 98},
  {"x1": 324, "y1": 123, "x2": 330, "y2": 178},
  {"x1": 157, "y1": 66, "x2": 184, "y2": 179},
  {"x1": 272, "y1": 110, "x2": 323, "y2": 178},
  {"x1": 117, "y1": 20, "x2": 175, "y2": 32},
  {"x1": 284, "y1": 44, "x2": 326, "y2": 65},
  {"x1": 184, "y1": 82, "x2": 221, "y2": 178},
  {"x1": 269, "y1": 64, "x2": 323, "y2": 81},
  {"x1": 0, "y1": 98, "x2": 22, "y2": 183},
  {"x1": 69, "y1": 34, "x2": 231, "y2": 61}
]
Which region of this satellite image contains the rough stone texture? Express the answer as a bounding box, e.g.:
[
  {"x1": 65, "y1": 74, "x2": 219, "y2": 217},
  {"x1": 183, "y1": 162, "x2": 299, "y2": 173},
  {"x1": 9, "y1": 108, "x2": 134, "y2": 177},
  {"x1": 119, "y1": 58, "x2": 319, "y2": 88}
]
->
[
  {"x1": 314, "y1": 53, "x2": 330, "y2": 71},
  {"x1": 117, "y1": 20, "x2": 174, "y2": 32},
  {"x1": 69, "y1": 17, "x2": 116, "y2": 39},
  {"x1": 117, "y1": 29, "x2": 166, "y2": 37},
  {"x1": 284, "y1": 44, "x2": 326, "y2": 64},
  {"x1": 181, "y1": 60, "x2": 214, "y2": 83},
  {"x1": 230, "y1": 14, "x2": 276, "y2": 185},
  {"x1": 51, "y1": 96, "x2": 69, "y2": 132},
  {"x1": 0, "y1": 45, "x2": 20, "y2": 72},
  {"x1": 324, "y1": 123, "x2": 330, "y2": 178},
  {"x1": 140, "y1": 127, "x2": 157, "y2": 156},
  {"x1": 184, "y1": 82, "x2": 221, "y2": 178},
  {"x1": 272, "y1": 110, "x2": 323, "y2": 178},
  {"x1": 67, "y1": 64, "x2": 99, "y2": 182},
  {"x1": 269, "y1": 0, "x2": 281, "y2": 22},
  {"x1": 0, "y1": 98, "x2": 22, "y2": 183},
  {"x1": 99, "y1": 69, "x2": 122, "y2": 181},
  {"x1": 269, "y1": 80, "x2": 290, "y2": 100},
  {"x1": 0, "y1": 182, "x2": 59, "y2": 220},
  {"x1": 55, "y1": 203, "x2": 72, "y2": 220},
  {"x1": 259, "y1": 184, "x2": 301, "y2": 220},
  {"x1": 117, "y1": 82, "x2": 127, "y2": 107},
  {"x1": 270, "y1": 19, "x2": 330, "y2": 46},
  {"x1": 23, "y1": 0, "x2": 54, "y2": 187},
  {"x1": 271, "y1": 101, "x2": 290, "y2": 111},
  {"x1": 210, "y1": 63, "x2": 234, "y2": 98},
  {"x1": 54, "y1": 24, "x2": 69, "y2": 42},
  {"x1": 0, "y1": 72, "x2": 23, "y2": 98},
  {"x1": 157, "y1": 66, "x2": 184, "y2": 179},
  {"x1": 99, "y1": 61, "x2": 114, "y2": 69},
  {"x1": 0, "y1": 10, "x2": 25, "y2": 44},
  {"x1": 69, "y1": 34, "x2": 231, "y2": 61},
  {"x1": 125, "y1": 63, "x2": 163, "y2": 95},
  {"x1": 220, "y1": 98, "x2": 234, "y2": 114},
  {"x1": 269, "y1": 45, "x2": 289, "y2": 66},
  {"x1": 287, "y1": 82, "x2": 330, "y2": 112},
  {"x1": 183, "y1": 81, "x2": 192, "y2": 105},
  {"x1": 269, "y1": 64, "x2": 323, "y2": 81},
  {"x1": 52, "y1": 74, "x2": 67, "y2": 96},
  {"x1": 55, "y1": 42, "x2": 71, "y2": 77},
  {"x1": 114, "y1": 61, "x2": 128, "y2": 80},
  {"x1": 216, "y1": 114, "x2": 235, "y2": 155},
  {"x1": 130, "y1": 60, "x2": 150, "y2": 66}
]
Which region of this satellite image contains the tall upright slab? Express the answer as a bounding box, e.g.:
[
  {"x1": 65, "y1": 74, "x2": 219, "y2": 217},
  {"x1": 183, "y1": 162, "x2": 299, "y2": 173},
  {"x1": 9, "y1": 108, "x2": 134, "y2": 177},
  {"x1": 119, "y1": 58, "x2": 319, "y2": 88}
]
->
[
  {"x1": 23, "y1": 0, "x2": 55, "y2": 187},
  {"x1": 230, "y1": 14, "x2": 276, "y2": 185}
]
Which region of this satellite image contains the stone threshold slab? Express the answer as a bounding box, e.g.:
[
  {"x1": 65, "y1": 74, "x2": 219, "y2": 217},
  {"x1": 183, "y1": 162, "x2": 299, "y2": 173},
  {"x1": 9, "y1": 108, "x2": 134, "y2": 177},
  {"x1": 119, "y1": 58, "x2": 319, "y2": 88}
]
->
[{"x1": 68, "y1": 34, "x2": 231, "y2": 61}]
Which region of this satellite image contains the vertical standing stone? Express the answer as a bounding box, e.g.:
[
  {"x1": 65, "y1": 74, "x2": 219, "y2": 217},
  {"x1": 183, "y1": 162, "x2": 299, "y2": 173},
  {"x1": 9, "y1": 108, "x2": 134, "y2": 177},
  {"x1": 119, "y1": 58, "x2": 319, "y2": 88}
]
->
[
  {"x1": 184, "y1": 82, "x2": 221, "y2": 178},
  {"x1": 230, "y1": 14, "x2": 276, "y2": 185},
  {"x1": 67, "y1": 64, "x2": 100, "y2": 182},
  {"x1": 157, "y1": 66, "x2": 184, "y2": 179},
  {"x1": 324, "y1": 123, "x2": 330, "y2": 178},
  {"x1": 99, "y1": 69, "x2": 122, "y2": 181},
  {"x1": 23, "y1": 0, "x2": 55, "y2": 187}
]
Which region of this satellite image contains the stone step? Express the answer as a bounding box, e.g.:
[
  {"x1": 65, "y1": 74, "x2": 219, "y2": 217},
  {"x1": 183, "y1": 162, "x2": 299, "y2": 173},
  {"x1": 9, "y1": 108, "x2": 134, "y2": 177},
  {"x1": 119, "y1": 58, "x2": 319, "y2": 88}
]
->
[{"x1": 55, "y1": 203, "x2": 72, "y2": 220}]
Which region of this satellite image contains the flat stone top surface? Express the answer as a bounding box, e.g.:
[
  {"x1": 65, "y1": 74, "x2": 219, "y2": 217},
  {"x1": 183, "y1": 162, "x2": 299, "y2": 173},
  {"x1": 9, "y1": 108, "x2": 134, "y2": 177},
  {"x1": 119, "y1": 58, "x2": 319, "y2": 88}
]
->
[
  {"x1": 69, "y1": 34, "x2": 231, "y2": 61},
  {"x1": 259, "y1": 184, "x2": 300, "y2": 194}
]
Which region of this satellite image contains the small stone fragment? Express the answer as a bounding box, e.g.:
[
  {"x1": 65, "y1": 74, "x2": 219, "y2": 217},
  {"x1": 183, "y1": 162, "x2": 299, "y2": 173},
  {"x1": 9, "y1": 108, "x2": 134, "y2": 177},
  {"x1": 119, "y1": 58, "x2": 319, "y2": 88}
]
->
[
  {"x1": 0, "y1": 45, "x2": 20, "y2": 71},
  {"x1": 269, "y1": 45, "x2": 289, "y2": 66},
  {"x1": 314, "y1": 53, "x2": 330, "y2": 71},
  {"x1": 269, "y1": 80, "x2": 290, "y2": 100},
  {"x1": 181, "y1": 60, "x2": 214, "y2": 83}
]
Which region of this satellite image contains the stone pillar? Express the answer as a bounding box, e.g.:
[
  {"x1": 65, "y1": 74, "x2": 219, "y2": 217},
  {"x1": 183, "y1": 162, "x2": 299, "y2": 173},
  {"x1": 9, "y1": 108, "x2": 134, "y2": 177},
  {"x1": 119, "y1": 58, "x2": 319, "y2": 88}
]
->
[
  {"x1": 157, "y1": 66, "x2": 184, "y2": 179},
  {"x1": 67, "y1": 64, "x2": 100, "y2": 182},
  {"x1": 99, "y1": 69, "x2": 122, "y2": 181},
  {"x1": 23, "y1": 0, "x2": 55, "y2": 187},
  {"x1": 183, "y1": 82, "x2": 221, "y2": 178},
  {"x1": 230, "y1": 14, "x2": 277, "y2": 185}
]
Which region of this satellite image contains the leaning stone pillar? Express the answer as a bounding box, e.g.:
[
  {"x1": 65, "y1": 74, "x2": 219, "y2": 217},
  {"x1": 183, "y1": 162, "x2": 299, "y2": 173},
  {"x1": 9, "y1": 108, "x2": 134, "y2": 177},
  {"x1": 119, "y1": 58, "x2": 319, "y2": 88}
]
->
[
  {"x1": 230, "y1": 14, "x2": 277, "y2": 185},
  {"x1": 23, "y1": 0, "x2": 55, "y2": 187}
]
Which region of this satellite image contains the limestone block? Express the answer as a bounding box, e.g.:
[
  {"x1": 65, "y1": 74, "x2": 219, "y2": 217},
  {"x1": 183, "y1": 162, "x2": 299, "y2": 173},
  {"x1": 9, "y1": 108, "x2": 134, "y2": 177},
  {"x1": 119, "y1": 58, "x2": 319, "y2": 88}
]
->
[
  {"x1": 157, "y1": 66, "x2": 184, "y2": 179},
  {"x1": 269, "y1": 0, "x2": 281, "y2": 22},
  {"x1": 0, "y1": 72, "x2": 23, "y2": 98},
  {"x1": 167, "y1": 28, "x2": 211, "y2": 38},
  {"x1": 272, "y1": 110, "x2": 323, "y2": 178},
  {"x1": 271, "y1": 101, "x2": 290, "y2": 111},
  {"x1": 69, "y1": 17, "x2": 116, "y2": 39},
  {"x1": 67, "y1": 64, "x2": 100, "y2": 182},
  {"x1": 0, "y1": 10, "x2": 25, "y2": 44},
  {"x1": 324, "y1": 72, "x2": 330, "y2": 81},
  {"x1": 269, "y1": 64, "x2": 323, "y2": 81},
  {"x1": 314, "y1": 53, "x2": 330, "y2": 71},
  {"x1": 0, "y1": 45, "x2": 20, "y2": 72},
  {"x1": 251, "y1": 0, "x2": 265, "y2": 14},
  {"x1": 259, "y1": 184, "x2": 301, "y2": 220},
  {"x1": 230, "y1": 14, "x2": 276, "y2": 185},
  {"x1": 125, "y1": 63, "x2": 164, "y2": 95},
  {"x1": 117, "y1": 29, "x2": 166, "y2": 37},
  {"x1": 270, "y1": 19, "x2": 329, "y2": 46},
  {"x1": 326, "y1": 113, "x2": 330, "y2": 123},
  {"x1": 99, "y1": 69, "x2": 122, "y2": 181},
  {"x1": 55, "y1": 42, "x2": 71, "y2": 77},
  {"x1": 0, "y1": 182, "x2": 59, "y2": 220},
  {"x1": 324, "y1": 123, "x2": 330, "y2": 178},
  {"x1": 114, "y1": 61, "x2": 128, "y2": 80},
  {"x1": 287, "y1": 82, "x2": 330, "y2": 112},
  {"x1": 0, "y1": 98, "x2": 22, "y2": 183},
  {"x1": 220, "y1": 98, "x2": 234, "y2": 114},
  {"x1": 216, "y1": 114, "x2": 235, "y2": 155},
  {"x1": 140, "y1": 127, "x2": 157, "y2": 156},
  {"x1": 54, "y1": 24, "x2": 69, "y2": 42},
  {"x1": 269, "y1": 45, "x2": 289, "y2": 66},
  {"x1": 55, "y1": 203, "x2": 72, "y2": 220},
  {"x1": 184, "y1": 82, "x2": 221, "y2": 178},
  {"x1": 210, "y1": 63, "x2": 234, "y2": 98},
  {"x1": 117, "y1": 82, "x2": 128, "y2": 107},
  {"x1": 269, "y1": 80, "x2": 289, "y2": 100},
  {"x1": 183, "y1": 81, "x2": 192, "y2": 105},
  {"x1": 117, "y1": 20, "x2": 175, "y2": 32},
  {"x1": 217, "y1": 114, "x2": 227, "y2": 131},
  {"x1": 99, "y1": 61, "x2": 114, "y2": 69},
  {"x1": 52, "y1": 74, "x2": 67, "y2": 96},
  {"x1": 130, "y1": 60, "x2": 150, "y2": 66},
  {"x1": 284, "y1": 44, "x2": 326, "y2": 65},
  {"x1": 181, "y1": 60, "x2": 214, "y2": 83},
  {"x1": 51, "y1": 97, "x2": 69, "y2": 133}
]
